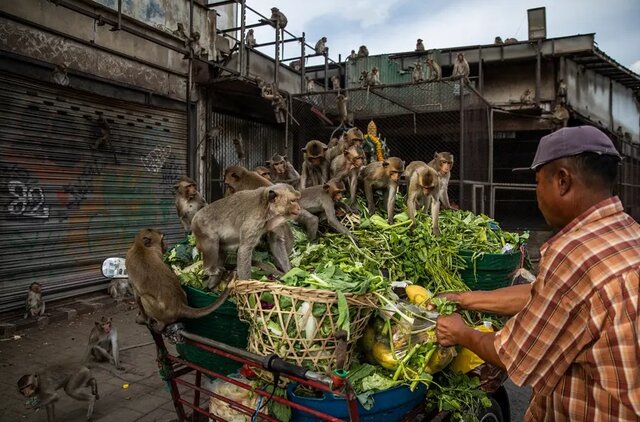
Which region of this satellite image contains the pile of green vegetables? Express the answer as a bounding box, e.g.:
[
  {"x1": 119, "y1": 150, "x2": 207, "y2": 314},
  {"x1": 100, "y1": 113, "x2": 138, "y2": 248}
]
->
[{"x1": 163, "y1": 203, "x2": 527, "y2": 422}]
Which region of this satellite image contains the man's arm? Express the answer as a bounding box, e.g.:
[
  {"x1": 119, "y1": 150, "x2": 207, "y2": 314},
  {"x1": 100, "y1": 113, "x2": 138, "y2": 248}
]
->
[
  {"x1": 445, "y1": 283, "x2": 532, "y2": 316},
  {"x1": 436, "y1": 313, "x2": 505, "y2": 370}
]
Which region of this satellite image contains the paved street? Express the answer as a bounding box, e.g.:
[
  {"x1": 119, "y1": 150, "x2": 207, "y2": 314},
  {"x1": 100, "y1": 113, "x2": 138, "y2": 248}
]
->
[{"x1": 0, "y1": 296, "x2": 531, "y2": 421}]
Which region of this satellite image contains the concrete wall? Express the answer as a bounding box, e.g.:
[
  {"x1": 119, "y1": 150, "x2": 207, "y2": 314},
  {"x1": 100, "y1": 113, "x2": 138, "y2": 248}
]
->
[
  {"x1": 0, "y1": 0, "x2": 233, "y2": 101},
  {"x1": 566, "y1": 60, "x2": 639, "y2": 142},
  {"x1": 482, "y1": 60, "x2": 556, "y2": 106}
]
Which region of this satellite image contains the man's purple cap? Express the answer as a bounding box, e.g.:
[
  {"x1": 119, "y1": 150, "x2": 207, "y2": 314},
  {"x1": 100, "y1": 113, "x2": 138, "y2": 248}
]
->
[{"x1": 513, "y1": 126, "x2": 622, "y2": 172}]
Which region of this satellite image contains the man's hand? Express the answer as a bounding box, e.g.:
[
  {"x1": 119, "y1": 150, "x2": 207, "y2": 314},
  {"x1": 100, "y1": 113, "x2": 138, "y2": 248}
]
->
[{"x1": 436, "y1": 312, "x2": 471, "y2": 347}]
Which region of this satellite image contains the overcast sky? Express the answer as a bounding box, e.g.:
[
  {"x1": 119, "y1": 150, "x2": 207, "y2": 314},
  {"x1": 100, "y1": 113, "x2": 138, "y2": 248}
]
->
[{"x1": 244, "y1": 0, "x2": 640, "y2": 73}]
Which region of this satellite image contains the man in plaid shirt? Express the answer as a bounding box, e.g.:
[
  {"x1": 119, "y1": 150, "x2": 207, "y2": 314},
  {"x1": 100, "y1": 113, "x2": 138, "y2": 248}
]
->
[{"x1": 436, "y1": 126, "x2": 640, "y2": 420}]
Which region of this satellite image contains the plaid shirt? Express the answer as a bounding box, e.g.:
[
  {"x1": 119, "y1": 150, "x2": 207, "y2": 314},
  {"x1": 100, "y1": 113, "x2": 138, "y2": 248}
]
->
[{"x1": 494, "y1": 197, "x2": 640, "y2": 421}]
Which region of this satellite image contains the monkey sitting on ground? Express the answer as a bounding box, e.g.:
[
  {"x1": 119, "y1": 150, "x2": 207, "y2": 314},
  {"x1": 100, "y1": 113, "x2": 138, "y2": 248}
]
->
[
  {"x1": 299, "y1": 178, "x2": 358, "y2": 243},
  {"x1": 83, "y1": 316, "x2": 122, "y2": 370},
  {"x1": 268, "y1": 154, "x2": 301, "y2": 189},
  {"x1": 360, "y1": 157, "x2": 405, "y2": 224},
  {"x1": 404, "y1": 161, "x2": 442, "y2": 235},
  {"x1": 17, "y1": 365, "x2": 99, "y2": 422},
  {"x1": 191, "y1": 184, "x2": 301, "y2": 287},
  {"x1": 330, "y1": 145, "x2": 365, "y2": 205},
  {"x1": 108, "y1": 278, "x2": 133, "y2": 300},
  {"x1": 300, "y1": 140, "x2": 329, "y2": 189},
  {"x1": 254, "y1": 166, "x2": 272, "y2": 181},
  {"x1": 427, "y1": 152, "x2": 454, "y2": 210},
  {"x1": 174, "y1": 176, "x2": 207, "y2": 232},
  {"x1": 24, "y1": 282, "x2": 45, "y2": 319},
  {"x1": 125, "y1": 229, "x2": 232, "y2": 331}
]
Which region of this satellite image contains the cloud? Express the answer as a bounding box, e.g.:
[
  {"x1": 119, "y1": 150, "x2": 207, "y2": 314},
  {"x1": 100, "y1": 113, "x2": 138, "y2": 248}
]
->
[{"x1": 242, "y1": 0, "x2": 640, "y2": 68}]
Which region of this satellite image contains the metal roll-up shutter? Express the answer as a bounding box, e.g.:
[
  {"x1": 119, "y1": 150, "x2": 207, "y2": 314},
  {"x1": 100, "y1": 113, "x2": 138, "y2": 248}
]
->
[{"x1": 0, "y1": 72, "x2": 187, "y2": 313}]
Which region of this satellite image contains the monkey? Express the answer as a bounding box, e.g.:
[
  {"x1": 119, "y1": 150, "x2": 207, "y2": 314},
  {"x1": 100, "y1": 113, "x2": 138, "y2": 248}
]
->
[
  {"x1": 126, "y1": 229, "x2": 232, "y2": 330},
  {"x1": 331, "y1": 75, "x2": 341, "y2": 91},
  {"x1": 300, "y1": 140, "x2": 330, "y2": 189},
  {"x1": 494, "y1": 36, "x2": 503, "y2": 44},
  {"x1": 254, "y1": 166, "x2": 272, "y2": 181},
  {"x1": 224, "y1": 165, "x2": 272, "y2": 195},
  {"x1": 108, "y1": 278, "x2": 133, "y2": 300},
  {"x1": 330, "y1": 145, "x2": 365, "y2": 205},
  {"x1": 268, "y1": 154, "x2": 300, "y2": 189},
  {"x1": 315, "y1": 37, "x2": 328, "y2": 55},
  {"x1": 415, "y1": 38, "x2": 425, "y2": 52},
  {"x1": 557, "y1": 79, "x2": 567, "y2": 104},
  {"x1": 187, "y1": 31, "x2": 207, "y2": 59},
  {"x1": 360, "y1": 157, "x2": 405, "y2": 224},
  {"x1": 289, "y1": 59, "x2": 302, "y2": 71},
  {"x1": 266, "y1": 7, "x2": 287, "y2": 54},
  {"x1": 305, "y1": 76, "x2": 315, "y2": 93},
  {"x1": 451, "y1": 52, "x2": 470, "y2": 83},
  {"x1": 427, "y1": 152, "x2": 454, "y2": 210},
  {"x1": 504, "y1": 37, "x2": 518, "y2": 44},
  {"x1": 267, "y1": 7, "x2": 288, "y2": 29},
  {"x1": 24, "y1": 282, "x2": 45, "y2": 319},
  {"x1": 191, "y1": 184, "x2": 301, "y2": 286},
  {"x1": 326, "y1": 127, "x2": 364, "y2": 162},
  {"x1": 520, "y1": 88, "x2": 533, "y2": 106},
  {"x1": 348, "y1": 49, "x2": 357, "y2": 63},
  {"x1": 551, "y1": 104, "x2": 570, "y2": 129},
  {"x1": 92, "y1": 115, "x2": 111, "y2": 150},
  {"x1": 404, "y1": 161, "x2": 442, "y2": 235},
  {"x1": 359, "y1": 70, "x2": 369, "y2": 88},
  {"x1": 614, "y1": 126, "x2": 624, "y2": 138},
  {"x1": 336, "y1": 93, "x2": 349, "y2": 125},
  {"x1": 18, "y1": 365, "x2": 99, "y2": 422},
  {"x1": 173, "y1": 23, "x2": 189, "y2": 45},
  {"x1": 357, "y1": 45, "x2": 369, "y2": 58},
  {"x1": 426, "y1": 58, "x2": 441, "y2": 81},
  {"x1": 245, "y1": 28, "x2": 256, "y2": 48},
  {"x1": 83, "y1": 316, "x2": 122, "y2": 370},
  {"x1": 366, "y1": 67, "x2": 381, "y2": 86},
  {"x1": 173, "y1": 176, "x2": 206, "y2": 231},
  {"x1": 221, "y1": 166, "x2": 311, "y2": 263},
  {"x1": 233, "y1": 135, "x2": 245, "y2": 164},
  {"x1": 299, "y1": 178, "x2": 358, "y2": 243},
  {"x1": 412, "y1": 62, "x2": 425, "y2": 83},
  {"x1": 51, "y1": 63, "x2": 69, "y2": 86}
]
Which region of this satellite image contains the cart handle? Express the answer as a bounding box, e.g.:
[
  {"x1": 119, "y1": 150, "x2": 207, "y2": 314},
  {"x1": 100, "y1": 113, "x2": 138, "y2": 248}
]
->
[{"x1": 179, "y1": 330, "x2": 334, "y2": 387}]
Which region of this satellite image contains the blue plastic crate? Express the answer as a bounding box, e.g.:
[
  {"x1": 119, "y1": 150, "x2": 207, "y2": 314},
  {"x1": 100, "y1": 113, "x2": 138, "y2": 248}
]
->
[{"x1": 287, "y1": 383, "x2": 427, "y2": 422}]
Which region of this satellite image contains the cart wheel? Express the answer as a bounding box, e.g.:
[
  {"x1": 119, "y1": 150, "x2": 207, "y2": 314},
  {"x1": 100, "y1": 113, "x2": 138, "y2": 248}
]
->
[{"x1": 476, "y1": 397, "x2": 503, "y2": 422}]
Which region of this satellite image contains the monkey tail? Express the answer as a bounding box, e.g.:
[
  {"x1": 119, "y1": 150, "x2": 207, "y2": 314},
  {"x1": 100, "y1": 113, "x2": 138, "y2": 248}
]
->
[{"x1": 179, "y1": 287, "x2": 232, "y2": 320}]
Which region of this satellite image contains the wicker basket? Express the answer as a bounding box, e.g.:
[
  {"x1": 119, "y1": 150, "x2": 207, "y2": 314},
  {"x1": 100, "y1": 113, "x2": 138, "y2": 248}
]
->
[{"x1": 230, "y1": 279, "x2": 378, "y2": 375}]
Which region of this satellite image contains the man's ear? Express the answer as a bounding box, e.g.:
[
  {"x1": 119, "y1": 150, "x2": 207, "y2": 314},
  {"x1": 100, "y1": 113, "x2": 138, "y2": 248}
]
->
[{"x1": 557, "y1": 167, "x2": 572, "y2": 196}]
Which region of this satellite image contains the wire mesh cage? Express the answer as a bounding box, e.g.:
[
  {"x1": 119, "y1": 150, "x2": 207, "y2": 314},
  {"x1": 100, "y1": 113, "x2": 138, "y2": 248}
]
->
[{"x1": 288, "y1": 80, "x2": 491, "y2": 211}]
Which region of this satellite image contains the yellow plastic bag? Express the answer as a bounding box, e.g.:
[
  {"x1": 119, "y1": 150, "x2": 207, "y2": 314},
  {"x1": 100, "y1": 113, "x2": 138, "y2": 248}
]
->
[{"x1": 450, "y1": 321, "x2": 494, "y2": 374}]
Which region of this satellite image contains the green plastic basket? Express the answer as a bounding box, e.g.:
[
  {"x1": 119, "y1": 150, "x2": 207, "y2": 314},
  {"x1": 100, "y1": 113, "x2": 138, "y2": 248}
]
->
[
  {"x1": 175, "y1": 285, "x2": 249, "y2": 375},
  {"x1": 459, "y1": 250, "x2": 522, "y2": 291}
]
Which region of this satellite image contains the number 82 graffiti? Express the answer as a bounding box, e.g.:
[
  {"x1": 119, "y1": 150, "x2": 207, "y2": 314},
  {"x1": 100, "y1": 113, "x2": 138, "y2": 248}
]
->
[{"x1": 8, "y1": 180, "x2": 50, "y2": 219}]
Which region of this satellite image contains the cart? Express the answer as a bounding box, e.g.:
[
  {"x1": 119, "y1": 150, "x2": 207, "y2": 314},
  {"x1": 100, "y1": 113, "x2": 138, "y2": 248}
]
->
[{"x1": 101, "y1": 258, "x2": 510, "y2": 422}]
